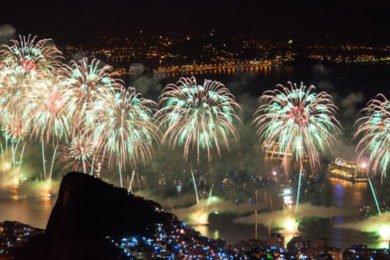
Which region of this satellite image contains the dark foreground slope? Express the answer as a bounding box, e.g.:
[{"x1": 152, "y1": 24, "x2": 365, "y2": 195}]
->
[{"x1": 15, "y1": 172, "x2": 172, "y2": 260}]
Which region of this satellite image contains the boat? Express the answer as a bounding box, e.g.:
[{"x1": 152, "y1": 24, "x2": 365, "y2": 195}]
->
[{"x1": 328, "y1": 157, "x2": 367, "y2": 183}]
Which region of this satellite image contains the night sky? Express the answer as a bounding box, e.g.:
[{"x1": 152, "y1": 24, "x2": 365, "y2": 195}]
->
[{"x1": 1, "y1": 0, "x2": 390, "y2": 43}]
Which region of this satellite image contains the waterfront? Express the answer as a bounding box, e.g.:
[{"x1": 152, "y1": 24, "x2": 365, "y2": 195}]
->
[
  {"x1": 1, "y1": 62, "x2": 390, "y2": 250},
  {"x1": 0, "y1": 174, "x2": 387, "y2": 250}
]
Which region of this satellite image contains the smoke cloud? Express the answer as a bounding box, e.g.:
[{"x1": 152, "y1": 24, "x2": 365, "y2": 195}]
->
[
  {"x1": 130, "y1": 64, "x2": 165, "y2": 99},
  {"x1": 0, "y1": 24, "x2": 16, "y2": 44},
  {"x1": 341, "y1": 92, "x2": 364, "y2": 119},
  {"x1": 129, "y1": 63, "x2": 146, "y2": 75},
  {"x1": 336, "y1": 212, "x2": 390, "y2": 239},
  {"x1": 174, "y1": 197, "x2": 260, "y2": 225},
  {"x1": 234, "y1": 203, "x2": 352, "y2": 227}
]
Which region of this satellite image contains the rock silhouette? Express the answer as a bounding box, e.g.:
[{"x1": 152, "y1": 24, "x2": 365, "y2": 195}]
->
[{"x1": 15, "y1": 172, "x2": 173, "y2": 260}]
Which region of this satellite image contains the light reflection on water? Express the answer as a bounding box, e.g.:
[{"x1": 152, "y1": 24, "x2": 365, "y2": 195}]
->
[
  {"x1": 0, "y1": 195, "x2": 56, "y2": 228},
  {"x1": 0, "y1": 178, "x2": 386, "y2": 249},
  {"x1": 1, "y1": 63, "x2": 390, "y2": 250},
  {"x1": 191, "y1": 178, "x2": 388, "y2": 249}
]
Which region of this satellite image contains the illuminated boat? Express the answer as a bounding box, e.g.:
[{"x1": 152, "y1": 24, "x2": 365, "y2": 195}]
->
[
  {"x1": 263, "y1": 141, "x2": 292, "y2": 161},
  {"x1": 328, "y1": 157, "x2": 367, "y2": 183}
]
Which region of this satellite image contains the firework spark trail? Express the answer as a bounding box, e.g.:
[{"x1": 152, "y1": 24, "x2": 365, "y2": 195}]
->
[
  {"x1": 0, "y1": 35, "x2": 62, "y2": 72},
  {"x1": 24, "y1": 77, "x2": 71, "y2": 179},
  {"x1": 93, "y1": 87, "x2": 159, "y2": 187},
  {"x1": 368, "y1": 176, "x2": 382, "y2": 216},
  {"x1": 60, "y1": 135, "x2": 97, "y2": 174},
  {"x1": 253, "y1": 82, "x2": 340, "y2": 210},
  {"x1": 157, "y1": 76, "x2": 240, "y2": 162},
  {"x1": 58, "y1": 58, "x2": 124, "y2": 178},
  {"x1": 0, "y1": 37, "x2": 161, "y2": 184},
  {"x1": 0, "y1": 35, "x2": 63, "y2": 177},
  {"x1": 354, "y1": 94, "x2": 390, "y2": 216},
  {"x1": 0, "y1": 35, "x2": 63, "y2": 126},
  {"x1": 25, "y1": 77, "x2": 70, "y2": 144},
  {"x1": 61, "y1": 58, "x2": 121, "y2": 136},
  {"x1": 355, "y1": 94, "x2": 390, "y2": 181},
  {"x1": 157, "y1": 76, "x2": 240, "y2": 203}
]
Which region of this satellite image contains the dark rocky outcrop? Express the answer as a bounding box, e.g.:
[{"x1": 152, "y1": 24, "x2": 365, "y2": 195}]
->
[{"x1": 15, "y1": 172, "x2": 173, "y2": 260}]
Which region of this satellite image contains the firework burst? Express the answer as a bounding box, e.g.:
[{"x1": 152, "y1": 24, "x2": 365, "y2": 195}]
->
[
  {"x1": 1, "y1": 116, "x2": 27, "y2": 143},
  {"x1": 60, "y1": 135, "x2": 97, "y2": 174},
  {"x1": 24, "y1": 77, "x2": 71, "y2": 144},
  {"x1": 355, "y1": 94, "x2": 390, "y2": 180},
  {"x1": 62, "y1": 58, "x2": 121, "y2": 133},
  {"x1": 0, "y1": 35, "x2": 63, "y2": 173},
  {"x1": 157, "y1": 76, "x2": 240, "y2": 162},
  {"x1": 93, "y1": 87, "x2": 158, "y2": 185},
  {"x1": 0, "y1": 35, "x2": 63, "y2": 130},
  {"x1": 253, "y1": 82, "x2": 340, "y2": 172},
  {"x1": 0, "y1": 35, "x2": 63, "y2": 122},
  {"x1": 0, "y1": 69, "x2": 29, "y2": 139},
  {"x1": 0, "y1": 35, "x2": 62, "y2": 76},
  {"x1": 22, "y1": 77, "x2": 72, "y2": 179}
]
